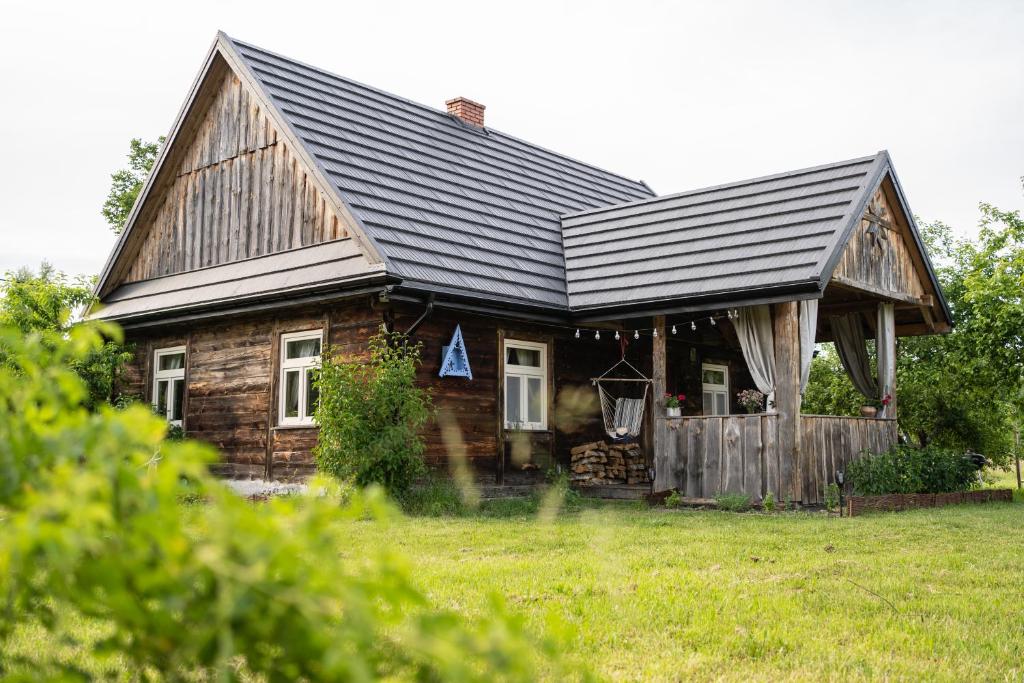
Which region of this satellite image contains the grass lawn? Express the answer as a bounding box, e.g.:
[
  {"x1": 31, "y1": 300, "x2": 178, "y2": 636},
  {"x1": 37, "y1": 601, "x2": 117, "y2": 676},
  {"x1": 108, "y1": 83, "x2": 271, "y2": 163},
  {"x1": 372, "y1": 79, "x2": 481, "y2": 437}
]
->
[
  {"x1": 4, "y1": 484, "x2": 1022, "y2": 681},
  {"x1": 362, "y1": 494, "x2": 1024, "y2": 681}
]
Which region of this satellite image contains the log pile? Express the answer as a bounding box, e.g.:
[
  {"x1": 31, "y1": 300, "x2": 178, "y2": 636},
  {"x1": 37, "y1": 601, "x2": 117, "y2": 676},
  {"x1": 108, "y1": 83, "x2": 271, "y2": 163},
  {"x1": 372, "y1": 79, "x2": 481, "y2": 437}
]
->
[{"x1": 569, "y1": 441, "x2": 648, "y2": 486}]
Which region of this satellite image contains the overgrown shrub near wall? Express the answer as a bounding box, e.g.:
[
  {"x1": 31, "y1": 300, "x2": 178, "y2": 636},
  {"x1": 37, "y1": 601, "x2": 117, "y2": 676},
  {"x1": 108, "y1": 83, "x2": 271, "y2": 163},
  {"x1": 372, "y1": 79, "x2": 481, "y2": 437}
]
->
[
  {"x1": 847, "y1": 444, "x2": 980, "y2": 495},
  {"x1": 314, "y1": 327, "x2": 432, "y2": 495}
]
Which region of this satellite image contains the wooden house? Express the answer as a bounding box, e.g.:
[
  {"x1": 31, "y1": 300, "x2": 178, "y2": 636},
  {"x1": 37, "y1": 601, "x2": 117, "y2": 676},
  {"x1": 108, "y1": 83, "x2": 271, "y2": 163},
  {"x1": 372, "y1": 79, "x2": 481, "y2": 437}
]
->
[{"x1": 93, "y1": 33, "x2": 952, "y2": 504}]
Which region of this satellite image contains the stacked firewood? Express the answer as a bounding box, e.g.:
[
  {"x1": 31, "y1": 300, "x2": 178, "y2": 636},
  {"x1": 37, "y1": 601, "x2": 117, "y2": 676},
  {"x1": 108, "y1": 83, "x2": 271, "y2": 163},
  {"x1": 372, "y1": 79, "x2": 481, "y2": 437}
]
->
[{"x1": 569, "y1": 441, "x2": 648, "y2": 486}]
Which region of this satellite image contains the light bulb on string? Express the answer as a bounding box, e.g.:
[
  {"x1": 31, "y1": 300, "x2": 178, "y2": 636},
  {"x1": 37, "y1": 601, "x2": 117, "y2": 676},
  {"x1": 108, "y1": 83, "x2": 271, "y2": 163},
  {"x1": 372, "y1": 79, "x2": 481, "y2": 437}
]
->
[
  {"x1": 595, "y1": 330, "x2": 600, "y2": 340},
  {"x1": 614, "y1": 330, "x2": 620, "y2": 340},
  {"x1": 653, "y1": 327, "x2": 659, "y2": 337},
  {"x1": 634, "y1": 330, "x2": 639, "y2": 340},
  {"x1": 710, "y1": 316, "x2": 716, "y2": 326},
  {"x1": 575, "y1": 328, "x2": 580, "y2": 339},
  {"x1": 671, "y1": 325, "x2": 677, "y2": 335},
  {"x1": 691, "y1": 321, "x2": 697, "y2": 331}
]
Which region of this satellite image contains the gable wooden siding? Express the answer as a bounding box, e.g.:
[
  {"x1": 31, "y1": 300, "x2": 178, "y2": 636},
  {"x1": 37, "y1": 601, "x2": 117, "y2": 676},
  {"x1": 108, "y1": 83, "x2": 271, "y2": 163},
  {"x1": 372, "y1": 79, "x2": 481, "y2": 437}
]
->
[
  {"x1": 125, "y1": 70, "x2": 349, "y2": 283},
  {"x1": 832, "y1": 185, "x2": 926, "y2": 300}
]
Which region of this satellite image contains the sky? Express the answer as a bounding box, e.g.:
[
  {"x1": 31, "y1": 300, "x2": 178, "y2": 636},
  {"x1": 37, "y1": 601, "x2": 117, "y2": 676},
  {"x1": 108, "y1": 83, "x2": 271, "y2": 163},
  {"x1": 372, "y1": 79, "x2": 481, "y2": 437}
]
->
[{"x1": 1, "y1": 0, "x2": 1022, "y2": 277}]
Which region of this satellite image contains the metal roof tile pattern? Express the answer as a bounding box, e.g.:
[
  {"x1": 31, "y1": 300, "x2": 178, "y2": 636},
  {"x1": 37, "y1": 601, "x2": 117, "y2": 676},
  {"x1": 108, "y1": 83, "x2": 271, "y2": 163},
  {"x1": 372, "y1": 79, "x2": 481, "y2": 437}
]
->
[
  {"x1": 561, "y1": 154, "x2": 886, "y2": 310},
  {"x1": 229, "y1": 37, "x2": 654, "y2": 309}
]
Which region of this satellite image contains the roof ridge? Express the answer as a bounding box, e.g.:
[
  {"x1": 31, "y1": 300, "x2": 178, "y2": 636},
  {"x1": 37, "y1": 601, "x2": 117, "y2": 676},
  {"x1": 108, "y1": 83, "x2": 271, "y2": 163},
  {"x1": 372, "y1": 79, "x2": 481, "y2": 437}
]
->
[
  {"x1": 563, "y1": 153, "x2": 884, "y2": 220},
  {"x1": 227, "y1": 34, "x2": 652, "y2": 197}
]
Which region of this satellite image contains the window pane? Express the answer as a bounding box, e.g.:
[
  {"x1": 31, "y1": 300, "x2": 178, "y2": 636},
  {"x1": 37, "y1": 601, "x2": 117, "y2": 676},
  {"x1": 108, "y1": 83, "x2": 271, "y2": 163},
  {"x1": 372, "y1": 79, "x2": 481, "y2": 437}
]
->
[
  {"x1": 159, "y1": 352, "x2": 185, "y2": 371},
  {"x1": 506, "y1": 346, "x2": 540, "y2": 368},
  {"x1": 527, "y1": 376, "x2": 542, "y2": 424},
  {"x1": 506, "y1": 375, "x2": 522, "y2": 425},
  {"x1": 703, "y1": 390, "x2": 713, "y2": 415},
  {"x1": 284, "y1": 370, "x2": 300, "y2": 418},
  {"x1": 171, "y1": 379, "x2": 185, "y2": 421},
  {"x1": 286, "y1": 337, "x2": 321, "y2": 360},
  {"x1": 715, "y1": 392, "x2": 728, "y2": 416},
  {"x1": 156, "y1": 380, "x2": 169, "y2": 416},
  {"x1": 305, "y1": 368, "x2": 318, "y2": 418},
  {"x1": 702, "y1": 368, "x2": 725, "y2": 385}
]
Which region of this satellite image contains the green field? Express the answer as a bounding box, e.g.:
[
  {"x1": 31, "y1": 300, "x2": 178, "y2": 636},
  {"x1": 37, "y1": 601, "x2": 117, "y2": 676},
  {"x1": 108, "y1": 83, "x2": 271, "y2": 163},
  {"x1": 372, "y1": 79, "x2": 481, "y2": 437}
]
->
[{"x1": 4, "y1": 480, "x2": 1023, "y2": 681}]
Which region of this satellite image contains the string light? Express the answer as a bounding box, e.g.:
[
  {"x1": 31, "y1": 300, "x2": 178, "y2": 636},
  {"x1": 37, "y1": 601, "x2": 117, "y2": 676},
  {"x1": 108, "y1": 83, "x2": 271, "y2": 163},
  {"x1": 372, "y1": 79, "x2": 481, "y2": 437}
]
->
[
  {"x1": 575, "y1": 328, "x2": 580, "y2": 339},
  {"x1": 594, "y1": 330, "x2": 600, "y2": 340},
  {"x1": 671, "y1": 325, "x2": 677, "y2": 335},
  {"x1": 633, "y1": 330, "x2": 640, "y2": 340},
  {"x1": 710, "y1": 317, "x2": 716, "y2": 326},
  {"x1": 691, "y1": 321, "x2": 697, "y2": 331},
  {"x1": 653, "y1": 327, "x2": 659, "y2": 338},
  {"x1": 614, "y1": 330, "x2": 620, "y2": 340}
]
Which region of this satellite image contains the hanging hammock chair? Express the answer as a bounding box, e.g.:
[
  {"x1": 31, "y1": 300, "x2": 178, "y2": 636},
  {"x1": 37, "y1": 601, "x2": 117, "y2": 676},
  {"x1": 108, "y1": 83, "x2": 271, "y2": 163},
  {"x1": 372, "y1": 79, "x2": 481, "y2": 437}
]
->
[{"x1": 591, "y1": 357, "x2": 652, "y2": 441}]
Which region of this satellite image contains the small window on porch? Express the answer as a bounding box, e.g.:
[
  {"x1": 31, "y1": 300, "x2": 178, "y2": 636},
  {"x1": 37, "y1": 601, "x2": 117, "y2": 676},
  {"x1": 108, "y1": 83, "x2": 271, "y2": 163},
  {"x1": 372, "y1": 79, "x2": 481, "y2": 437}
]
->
[
  {"x1": 503, "y1": 339, "x2": 547, "y2": 430},
  {"x1": 153, "y1": 346, "x2": 186, "y2": 427},
  {"x1": 702, "y1": 363, "x2": 729, "y2": 416}
]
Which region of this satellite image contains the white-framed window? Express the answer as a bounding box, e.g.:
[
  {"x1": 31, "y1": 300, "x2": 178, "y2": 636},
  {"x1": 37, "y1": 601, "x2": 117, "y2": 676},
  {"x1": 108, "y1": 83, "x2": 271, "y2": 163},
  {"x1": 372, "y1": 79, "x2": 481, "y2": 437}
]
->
[
  {"x1": 503, "y1": 338, "x2": 548, "y2": 430},
  {"x1": 702, "y1": 363, "x2": 730, "y2": 416},
  {"x1": 152, "y1": 346, "x2": 186, "y2": 427},
  {"x1": 279, "y1": 330, "x2": 322, "y2": 426}
]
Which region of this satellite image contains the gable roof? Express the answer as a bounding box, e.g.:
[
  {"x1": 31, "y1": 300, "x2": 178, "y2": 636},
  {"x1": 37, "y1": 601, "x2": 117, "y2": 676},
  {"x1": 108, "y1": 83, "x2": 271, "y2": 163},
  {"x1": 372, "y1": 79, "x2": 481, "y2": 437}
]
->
[
  {"x1": 223, "y1": 35, "x2": 654, "y2": 309},
  {"x1": 561, "y1": 151, "x2": 951, "y2": 325}
]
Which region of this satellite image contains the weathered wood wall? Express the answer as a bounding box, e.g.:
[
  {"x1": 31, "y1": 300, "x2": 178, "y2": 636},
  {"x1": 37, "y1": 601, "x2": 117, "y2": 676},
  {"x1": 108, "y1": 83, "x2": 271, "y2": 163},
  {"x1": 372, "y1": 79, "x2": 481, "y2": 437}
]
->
[
  {"x1": 654, "y1": 414, "x2": 897, "y2": 503},
  {"x1": 799, "y1": 415, "x2": 899, "y2": 504},
  {"x1": 120, "y1": 299, "x2": 378, "y2": 480},
  {"x1": 124, "y1": 69, "x2": 349, "y2": 283},
  {"x1": 833, "y1": 186, "x2": 925, "y2": 299}
]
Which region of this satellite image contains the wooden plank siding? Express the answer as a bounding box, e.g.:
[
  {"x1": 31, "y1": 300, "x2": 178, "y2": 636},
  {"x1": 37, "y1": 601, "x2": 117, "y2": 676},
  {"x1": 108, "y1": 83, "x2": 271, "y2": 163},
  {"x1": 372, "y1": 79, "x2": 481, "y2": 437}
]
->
[
  {"x1": 124, "y1": 70, "x2": 348, "y2": 284},
  {"x1": 655, "y1": 414, "x2": 897, "y2": 504},
  {"x1": 832, "y1": 185, "x2": 926, "y2": 301}
]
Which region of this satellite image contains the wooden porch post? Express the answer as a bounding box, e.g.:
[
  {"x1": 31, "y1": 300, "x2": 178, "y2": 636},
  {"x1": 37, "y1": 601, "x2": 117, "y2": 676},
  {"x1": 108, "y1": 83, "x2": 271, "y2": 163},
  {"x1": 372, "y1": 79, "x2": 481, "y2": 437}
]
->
[
  {"x1": 878, "y1": 302, "x2": 897, "y2": 419},
  {"x1": 651, "y1": 315, "x2": 667, "y2": 476},
  {"x1": 773, "y1": 302, "x2": 803, "y2": 502}
]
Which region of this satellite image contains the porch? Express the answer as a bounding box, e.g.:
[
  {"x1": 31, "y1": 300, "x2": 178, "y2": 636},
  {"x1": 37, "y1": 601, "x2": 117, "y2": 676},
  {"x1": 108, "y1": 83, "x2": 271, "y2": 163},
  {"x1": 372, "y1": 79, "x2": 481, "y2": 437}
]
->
[{"x1": 654, "y1": 413, "x2": 898, "y2": 505}]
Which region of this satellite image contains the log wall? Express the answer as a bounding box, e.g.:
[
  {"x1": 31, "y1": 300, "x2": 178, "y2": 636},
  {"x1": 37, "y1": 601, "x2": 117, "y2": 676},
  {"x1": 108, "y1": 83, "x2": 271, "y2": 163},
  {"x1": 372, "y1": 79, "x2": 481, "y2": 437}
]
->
[
  {"x1": 654, "y1": 414, "x2": 898, "y2": 503},
  {"x1": 124, "y1": 69, "x2": 349, "y2": 283}
]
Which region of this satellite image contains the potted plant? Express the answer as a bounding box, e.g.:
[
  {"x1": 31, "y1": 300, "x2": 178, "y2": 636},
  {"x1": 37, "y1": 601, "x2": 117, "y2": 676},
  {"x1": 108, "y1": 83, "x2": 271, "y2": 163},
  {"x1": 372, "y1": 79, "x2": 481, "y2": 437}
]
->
[
  {"x1": 860, "y1": 394, "x2": 891, "y2": 417},
  {"x1": 736, "y1": 389, "x2": 765, "y2": 414},
  {"x1": 664, "y1": 393, "x2": 685, "y2": 417}
]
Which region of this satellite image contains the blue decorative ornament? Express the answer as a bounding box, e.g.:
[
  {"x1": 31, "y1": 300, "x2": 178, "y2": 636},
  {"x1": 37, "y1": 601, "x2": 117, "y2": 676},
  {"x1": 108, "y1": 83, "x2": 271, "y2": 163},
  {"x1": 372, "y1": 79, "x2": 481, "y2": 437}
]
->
[{"x1": 439, "y1": 325, "x2": 472, "y2": 380}]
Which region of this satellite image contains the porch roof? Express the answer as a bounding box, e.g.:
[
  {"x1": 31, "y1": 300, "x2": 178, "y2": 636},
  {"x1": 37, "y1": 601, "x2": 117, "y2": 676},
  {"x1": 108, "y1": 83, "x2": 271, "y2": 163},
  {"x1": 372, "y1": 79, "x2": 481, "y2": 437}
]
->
[{"x1": 561, "y1": 152, "x2": 949, "y2": 323}]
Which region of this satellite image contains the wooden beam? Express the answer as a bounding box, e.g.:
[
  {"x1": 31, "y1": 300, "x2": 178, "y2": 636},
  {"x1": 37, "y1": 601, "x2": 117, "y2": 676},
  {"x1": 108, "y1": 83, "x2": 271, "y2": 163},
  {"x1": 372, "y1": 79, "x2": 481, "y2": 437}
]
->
[
  {"x1": 651, "y1": 315, "x2": 667, "y2": 476},
  {"x1": 829, "y1": 274, "x2": 930, "y2": 307},
  {"x1": 773, "y1": 302, "x2": 802, "y2": 503}
]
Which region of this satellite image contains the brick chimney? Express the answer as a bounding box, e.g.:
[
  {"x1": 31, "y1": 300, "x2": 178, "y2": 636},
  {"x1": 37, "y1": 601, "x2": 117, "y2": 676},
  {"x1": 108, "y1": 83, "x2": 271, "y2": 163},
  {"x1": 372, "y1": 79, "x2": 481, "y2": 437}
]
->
[{"x1": 446, "y1": 96, "x2": 485, "y2": 127}]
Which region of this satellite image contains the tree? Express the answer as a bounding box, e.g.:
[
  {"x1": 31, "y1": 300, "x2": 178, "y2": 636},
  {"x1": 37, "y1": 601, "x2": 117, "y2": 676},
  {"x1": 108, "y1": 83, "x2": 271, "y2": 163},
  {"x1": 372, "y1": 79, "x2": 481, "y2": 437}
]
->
[
  {"x1": 101, "y1": 137, "x2": 164, "y2": 234},
  {"x1": 0, "y1": 263, "x2": 132, "y2": 409},
  {"x1": 802, "y1": 345, "x2": 862, "y2": 417}
]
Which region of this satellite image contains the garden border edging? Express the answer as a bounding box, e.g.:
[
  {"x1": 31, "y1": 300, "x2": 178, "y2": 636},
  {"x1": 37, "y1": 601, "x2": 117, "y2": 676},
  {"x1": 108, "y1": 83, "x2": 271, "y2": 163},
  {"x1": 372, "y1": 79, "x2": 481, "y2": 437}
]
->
[{"x1": 847, "y1": 489, "x2": 1013, "y2": 516}]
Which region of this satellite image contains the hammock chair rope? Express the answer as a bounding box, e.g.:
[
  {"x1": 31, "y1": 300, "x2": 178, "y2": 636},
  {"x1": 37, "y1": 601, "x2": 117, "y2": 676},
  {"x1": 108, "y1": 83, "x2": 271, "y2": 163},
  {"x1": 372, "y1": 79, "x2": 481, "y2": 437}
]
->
[{"x1": 591, "y1": 358, "x2": 652, "y2": 440}]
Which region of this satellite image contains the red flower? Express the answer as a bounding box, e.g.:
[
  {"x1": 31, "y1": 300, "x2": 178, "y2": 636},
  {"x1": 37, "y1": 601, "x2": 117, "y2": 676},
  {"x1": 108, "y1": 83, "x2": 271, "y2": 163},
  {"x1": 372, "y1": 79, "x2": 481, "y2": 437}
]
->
[
  {"x1": 677, "y1": 394, "x2": 686, "y2": 401},
  {"x1": 881, "y1": 394, "x2": 892, "y2": 406}
]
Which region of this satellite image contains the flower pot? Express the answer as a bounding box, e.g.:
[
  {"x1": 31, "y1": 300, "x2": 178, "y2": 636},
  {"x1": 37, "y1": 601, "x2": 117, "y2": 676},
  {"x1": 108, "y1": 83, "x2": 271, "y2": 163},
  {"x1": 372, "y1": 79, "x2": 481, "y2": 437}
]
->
[
  {"x1": 860, "y1": 405, "x2": 877, "y2": 418},
  {"x1": 666, "y1": 407, "x2": 681, "y2": 418}
]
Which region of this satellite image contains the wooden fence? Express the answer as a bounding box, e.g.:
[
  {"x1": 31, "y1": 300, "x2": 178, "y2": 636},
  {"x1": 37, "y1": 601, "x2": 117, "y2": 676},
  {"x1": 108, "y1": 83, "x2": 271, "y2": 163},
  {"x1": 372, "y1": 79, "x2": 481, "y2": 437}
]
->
[{"x1": 654, "y1": 414, "x2": 898, "y2": 503}]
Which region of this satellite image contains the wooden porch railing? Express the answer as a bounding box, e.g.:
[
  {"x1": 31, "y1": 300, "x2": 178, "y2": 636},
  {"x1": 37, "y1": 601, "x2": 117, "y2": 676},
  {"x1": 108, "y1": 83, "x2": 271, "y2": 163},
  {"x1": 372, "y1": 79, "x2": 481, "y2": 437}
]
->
[{"x1": 654, "y1": 414, "x2": 898, "y2": 503}]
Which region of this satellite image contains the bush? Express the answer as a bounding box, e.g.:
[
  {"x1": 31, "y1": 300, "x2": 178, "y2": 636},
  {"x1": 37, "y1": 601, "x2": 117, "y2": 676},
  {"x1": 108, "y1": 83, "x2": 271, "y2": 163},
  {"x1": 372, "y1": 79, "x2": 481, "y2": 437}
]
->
[
  {"x1": 0, "y1": 323, "x2": 576, "y2": 680},
  {"x1": 824, "y1": 483, "x2": 840, "y2": 511},
  {"x1": 314, "y1": 327, "x2": 432, "y2": 495},
  {"x1": 664, "y1": 490, "x2": 683, "y2": 509},
  {"x1": 715, "y1": 492, "x2": 752, "y2": 512},
  {"x1": 847, "y1": 444, "x2": 980, "y2": 495},
  {"x1": 762, "y1": 491, "x2": 775, "y2": 513}
]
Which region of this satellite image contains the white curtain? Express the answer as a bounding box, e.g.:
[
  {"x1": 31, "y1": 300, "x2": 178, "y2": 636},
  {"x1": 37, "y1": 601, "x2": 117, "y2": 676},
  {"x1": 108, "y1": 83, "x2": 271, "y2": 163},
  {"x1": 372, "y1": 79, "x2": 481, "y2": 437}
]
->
[
  {"x1": 736, "y1": 305, "x2": 776, "y2": 408},
  {"x1": 799, "y1": 299, "x2": 819, "y2": 394},
  {"x1": 877, "y1": 303, "x2": 896, "y2": 414},
  {"x1": 830, "y1": 313, "x2": 878, "y2": 399}
]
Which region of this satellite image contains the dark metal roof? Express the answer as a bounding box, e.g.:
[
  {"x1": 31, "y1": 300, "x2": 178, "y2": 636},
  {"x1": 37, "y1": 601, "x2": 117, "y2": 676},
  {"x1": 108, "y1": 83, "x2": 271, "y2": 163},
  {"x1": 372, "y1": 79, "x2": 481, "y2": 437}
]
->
[
  {"x1": 94, "y1": 240, "x2": 384, "y2": 322},
  {"x1": 561, "y1": 153, "x2": 890, "y2": 311},
  {"x1": 226, "y1": 36, "x2": 654, "y2": 309}
]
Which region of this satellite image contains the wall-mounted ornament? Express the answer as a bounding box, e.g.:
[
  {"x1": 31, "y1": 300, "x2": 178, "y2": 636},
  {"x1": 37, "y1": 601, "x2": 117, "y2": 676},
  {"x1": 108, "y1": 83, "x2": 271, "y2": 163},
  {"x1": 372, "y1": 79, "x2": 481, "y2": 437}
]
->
[{"x1": 439, "y1": 325, "x2": 472, "y2": 380}]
